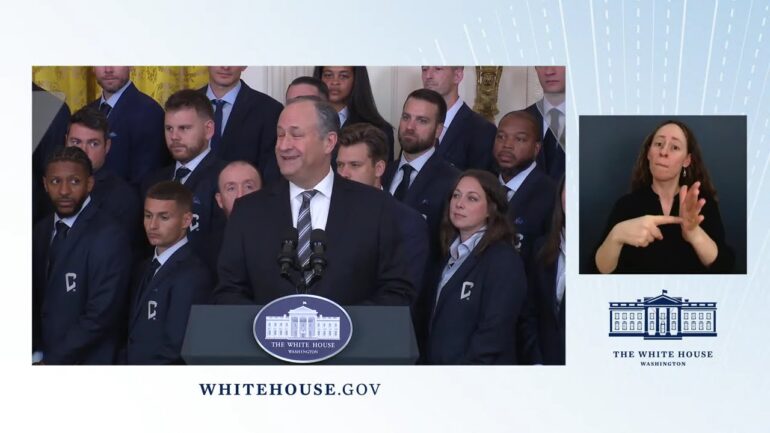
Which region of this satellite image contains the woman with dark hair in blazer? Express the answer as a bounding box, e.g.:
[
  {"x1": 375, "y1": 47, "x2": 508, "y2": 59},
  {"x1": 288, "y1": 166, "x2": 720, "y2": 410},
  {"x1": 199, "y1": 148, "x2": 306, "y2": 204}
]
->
[
  {"x1": 594, "y1": 120, "x2": 734, "y2": 273},
  {"x1": 527, "y1": 176, "x2": 565, "y2": 365},
  {"x1": 422, "y1": 169, "x2": 528, "y2": 364},
  {"x1": 313, "y1": 66, "x2": 395, "y2": 161}
]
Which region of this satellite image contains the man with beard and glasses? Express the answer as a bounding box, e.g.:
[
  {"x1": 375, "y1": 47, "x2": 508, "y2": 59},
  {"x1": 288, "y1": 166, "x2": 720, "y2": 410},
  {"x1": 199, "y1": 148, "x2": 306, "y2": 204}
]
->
[
  {"x1": 382, "y1": 89, "x2": 460, "y2": 262},
  {"x1": 493, "y1": 110, "x2": 556, "y2": 262},
  {"x1": 87, "y1": 66, "x2": 168, "y2": 190},
  {"x1": 32, "y1": 146, "x2": 131, "y2": 364}
]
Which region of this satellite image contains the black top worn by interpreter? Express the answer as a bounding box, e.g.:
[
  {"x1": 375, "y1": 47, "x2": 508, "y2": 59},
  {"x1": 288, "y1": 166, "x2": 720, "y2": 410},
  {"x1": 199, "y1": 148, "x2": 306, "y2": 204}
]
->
[{"x1": 596, "y1": 185, "x2": 735, "y2": 274}]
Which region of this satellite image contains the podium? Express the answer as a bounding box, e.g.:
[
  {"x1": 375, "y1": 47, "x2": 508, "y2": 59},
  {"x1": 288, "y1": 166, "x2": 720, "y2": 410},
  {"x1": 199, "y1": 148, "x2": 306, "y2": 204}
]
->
[{"x1": 181, "y1": 305, "x2": 419, "y2": 365}]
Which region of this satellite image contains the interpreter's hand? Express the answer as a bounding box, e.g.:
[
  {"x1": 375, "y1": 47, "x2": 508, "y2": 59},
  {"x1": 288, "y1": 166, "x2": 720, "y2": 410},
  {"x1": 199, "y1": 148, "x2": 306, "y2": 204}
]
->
[
  {"x1": 679, "y1": 181, "x2": 706, "y2": 243},
  {"x1": 610, "y1": 215, "x2": 683, "y2": 248}
]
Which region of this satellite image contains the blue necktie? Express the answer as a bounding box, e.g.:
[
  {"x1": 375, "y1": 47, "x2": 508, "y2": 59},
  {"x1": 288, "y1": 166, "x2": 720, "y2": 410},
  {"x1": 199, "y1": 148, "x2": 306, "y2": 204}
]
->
[
  {"x1": 393, "y1": 164, "x2": 414, "y2": 201},
  {"x1": 173, "y1": 167, "x2": 191, "y2": 183},
  {"x1": 211, "y1": 99, "x2": 226, "y2": 151},
  {"x1": 99, "y1": 102, "x2": 112, "y2": 117}
]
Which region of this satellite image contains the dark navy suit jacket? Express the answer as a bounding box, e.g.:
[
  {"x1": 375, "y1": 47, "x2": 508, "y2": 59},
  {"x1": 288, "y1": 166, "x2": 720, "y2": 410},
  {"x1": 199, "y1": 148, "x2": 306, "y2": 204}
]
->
[
  {"x1": 87, "y1": 82, "x2": 168, "y2": 190},
  {"x1": 526, "y1": 236, "x2": 565, "y2": 365},
  {"x1": 198, "y1": 81, "x2": 283, "y2": 185},
  {"x1": 382, "y1": 151, "x2": 460, "y2": 262},
  {"x1": 437, "y1": 102, "x2": 497, "y2": 172},
  {"x1": 525, "y1": 101, "x2": 565, "y2": 181},
  {"x1": 506, "y1": 167, "x2": 556, "y2": 262},
  {"x1": 92, "y1": 168, "x2": 142, "y2": 242},
  {"x1": 386, "y1": 196, "x2": 429, "y2": 300},
  {"x1": 215, "y1": 174, "x2": 413, "y2": 306},
  {"x1": 126, "y1": 242, "x2": 212, "y2": 365},
  {"x1": 423, "y1": 241, "x2": 527, "y2": 364},
  {"x1": 32, "y1": 202, "x2": 131, "y2": 364},
  {"x1": 142, "y1": 151, "x2": 226, "y2": 261}
]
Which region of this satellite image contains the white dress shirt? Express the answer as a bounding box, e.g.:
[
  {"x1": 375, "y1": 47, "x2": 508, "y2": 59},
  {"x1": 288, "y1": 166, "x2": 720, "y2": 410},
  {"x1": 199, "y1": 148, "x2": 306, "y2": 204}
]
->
[
  {"x1": 499, "y1": 161, "x2": 537, "y2": 201},
  {"x1": 388, "y1": 147, "x2": 436, "y2": 195},
  {"x1": 206, "y1": 80, "x2": 242, "y2": 134},
  {"x1": 289, "y1": 167, "x2": 335, "y2": 230},
  {"x1": 439, "y1": 98, "x2": 464, "y2": 143},
  {"x1": 173, "y1": 147, "x2": 211, "y2": 184}
]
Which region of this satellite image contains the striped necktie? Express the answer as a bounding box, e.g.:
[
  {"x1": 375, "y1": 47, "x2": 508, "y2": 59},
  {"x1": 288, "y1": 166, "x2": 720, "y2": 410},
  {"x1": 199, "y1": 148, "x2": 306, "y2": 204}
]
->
[{"x1": 296, "y1": 190, "x2": 318, "y2": 286}]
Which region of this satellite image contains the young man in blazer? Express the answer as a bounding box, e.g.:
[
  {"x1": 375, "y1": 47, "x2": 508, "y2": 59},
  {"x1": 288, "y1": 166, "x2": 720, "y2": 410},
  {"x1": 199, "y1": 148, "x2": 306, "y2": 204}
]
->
[
  {"x1": 493, "y1": 110, "x2": 556, "y2": 262},
  {"x1": 65, "y1": 107, "x2": 142, "y2": 247},
  {"x1": 143, "y1": 89, "x2": 226, "y2": 262},
  {"x1": 88, "y1": 66, "x2": 168, "y2": 190},
  {"x1": 215, "y1": 97, "x2": 413, "y2": 306},
  {"x1": 421, "y1": 66, "x2": 497, "y2": 172},
  {"x1": 32, "y1": 146, "x2": 131, "y2": 364},
  {"x1": 382, "y1": 89, "x2": 460, "y2": 262},
  {"x1": 200, "y1": 67, "x2": 283, "y2": 185},
  {"x1": 336, "y1": 123, "x2": 430, "y2": 301},
  {"x1": 126, "y1": 181, "x2": 212, "y2": 364},
  {"x1": 526, "y1": 66, "x2": 566, "y2": 181}
]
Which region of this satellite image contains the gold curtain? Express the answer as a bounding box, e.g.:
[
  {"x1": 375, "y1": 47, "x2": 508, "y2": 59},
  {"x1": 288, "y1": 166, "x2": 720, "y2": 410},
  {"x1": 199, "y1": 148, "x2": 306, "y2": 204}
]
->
[{"x1": 32, "y1": 66, "x2": 209, "y2": 110}]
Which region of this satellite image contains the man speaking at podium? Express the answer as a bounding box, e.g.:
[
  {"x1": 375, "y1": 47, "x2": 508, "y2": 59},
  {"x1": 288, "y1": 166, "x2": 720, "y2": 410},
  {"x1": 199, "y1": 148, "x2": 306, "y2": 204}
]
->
[{"x1": 214, "y1": 97, "x2": 413, "y2": 306}]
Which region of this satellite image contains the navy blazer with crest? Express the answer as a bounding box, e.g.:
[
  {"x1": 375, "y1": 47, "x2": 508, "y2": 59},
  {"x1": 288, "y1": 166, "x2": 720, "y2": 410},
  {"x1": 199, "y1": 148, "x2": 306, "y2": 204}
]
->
[
  {"x1": 214, "y1": 173, "x2": 414, "y2": 306},
  {"x1": 506, "y1": 167, "x2": 556, "y2": 262},
  {"x1": 382, "y1": 151, "x2": 460, "y2": 262},
  {"x1": 525, "y1": 101, "x2": 565, "y2": 181},
  {"x1": 142, "y1": 151, "x2": 227, "y2": 262},
  {"x1": 126, "y1": 242, "x2": 212, "y2": 365},
  {"x1": 422, "y1": 241, "x2": 527, "y2": 364},
  {"x1": 32, "y1": 201, "x2": 132, "y2": 364},
  {"x1": 87, "y1": 82, "x2": 168, "y2": 190},
  {"x1": 436, "y1": 102, "x2": 497, "y2": 172},
  {"x1": 198, "y1": 80, "x2": 283, "y2": 185}
]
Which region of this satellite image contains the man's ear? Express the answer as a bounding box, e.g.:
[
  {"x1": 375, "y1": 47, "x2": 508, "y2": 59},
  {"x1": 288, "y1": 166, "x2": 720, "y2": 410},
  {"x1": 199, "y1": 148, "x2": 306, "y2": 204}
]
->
[
  {"x1": 374, "y1": 160, "x2": 386, "y2": 179},
  {"x1": 203, "y1": 119, "x2": 215, "y2": 141},
  {"x1": 182, "y1": 211, "x2": 193, "y2": 229},
  {"x1": 324, "y1": 132, "x2": 338, "y2": 155}
]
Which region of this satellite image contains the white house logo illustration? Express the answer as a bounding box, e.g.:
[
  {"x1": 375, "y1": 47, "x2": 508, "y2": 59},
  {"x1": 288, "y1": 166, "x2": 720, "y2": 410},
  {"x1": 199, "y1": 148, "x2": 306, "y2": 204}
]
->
[
  {"x1": 264, "y1": 305, "x2": 341, "y2": 340},
  {"x1": 609, "y1": 290, "x2": 717, "y2": 340},
  {"x1": 253, "y1": 294, "x2": 353, "y2": 363}
]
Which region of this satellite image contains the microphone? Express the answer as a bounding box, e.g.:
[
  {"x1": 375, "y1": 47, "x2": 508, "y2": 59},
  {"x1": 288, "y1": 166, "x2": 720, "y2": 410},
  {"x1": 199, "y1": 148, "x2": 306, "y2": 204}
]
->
[
  {"x1": 309, "y1": 229, "x2": 328, "y2": 279},
  {"x1": 277, "y1": 227, "x2": 298, "y2": 277}
]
